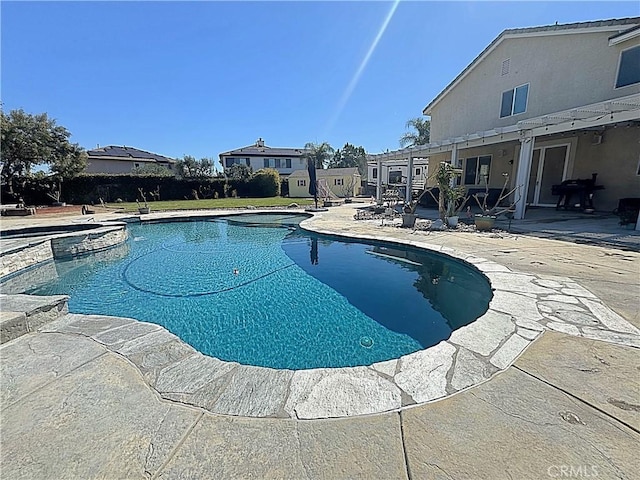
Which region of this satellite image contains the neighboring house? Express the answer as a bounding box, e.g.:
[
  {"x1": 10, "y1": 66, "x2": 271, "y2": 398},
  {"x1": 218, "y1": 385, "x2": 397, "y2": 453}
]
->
[
  {"x1": 367, "y1": 158, "x2": 429, "y2": 195},
  {"x1": 369, "y1": 18, "x2": 640, "y2": 219},
  {"x1": 86, "y1": 146, "x2": 177, "y2": 175},
  {"x1": 218, "y1": 138, "x2": 308, "y2": 177},
  {"x1": 288, "y1": 168, "x2": 362, "y2": 198}
]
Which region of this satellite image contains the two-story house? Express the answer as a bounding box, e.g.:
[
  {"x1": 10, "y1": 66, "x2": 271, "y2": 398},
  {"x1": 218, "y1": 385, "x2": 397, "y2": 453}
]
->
[
  {"x1": 370, "y1": 17, "x2": 640, "y2": 219},
  {"x1": 86, "y1": 145, "x2": 177, "y2": 175},
  {"x1": 218, "y1": 138, "x2": 308, "y2": 178}
]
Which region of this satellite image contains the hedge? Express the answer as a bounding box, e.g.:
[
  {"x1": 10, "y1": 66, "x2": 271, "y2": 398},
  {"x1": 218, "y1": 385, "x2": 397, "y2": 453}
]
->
[{"x1": 1, "y1": 169, "x2": 287, "y2": 206}]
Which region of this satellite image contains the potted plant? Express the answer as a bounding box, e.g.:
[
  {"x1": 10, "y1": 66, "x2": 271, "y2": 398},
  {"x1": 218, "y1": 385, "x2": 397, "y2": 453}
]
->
[
  {"x1": 137, "y1": 188, "x2": 151, "y2": 214},
  {"x1": 472, "y1": 173, "x2": 520, "y2": 231},
  {"x1": 444, "y1": 185, "x2": 469, "y2": 228},
  {"x1": 433, "y1": 163, "x2": 468, "y2": 228},
  {"x1": 401, "y1": 186, "x2": 434, "y2": 228}
]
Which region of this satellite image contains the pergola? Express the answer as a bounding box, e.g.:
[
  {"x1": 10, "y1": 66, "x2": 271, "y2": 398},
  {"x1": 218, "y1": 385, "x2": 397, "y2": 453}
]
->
[{"x1": 368, "y1": 93, "x2": 640, "y2": 219}]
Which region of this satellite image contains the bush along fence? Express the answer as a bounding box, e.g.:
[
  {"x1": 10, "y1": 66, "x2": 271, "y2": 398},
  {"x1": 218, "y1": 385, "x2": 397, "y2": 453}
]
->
[{"x1": 3, "y1": 169, "x2": 284, "y2": 205}]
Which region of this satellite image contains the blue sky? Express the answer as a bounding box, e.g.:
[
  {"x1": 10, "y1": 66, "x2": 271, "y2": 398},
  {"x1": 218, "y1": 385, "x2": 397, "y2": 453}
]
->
[{"x1": 2, "y1": 1, "x2": 638, "y2": 168}]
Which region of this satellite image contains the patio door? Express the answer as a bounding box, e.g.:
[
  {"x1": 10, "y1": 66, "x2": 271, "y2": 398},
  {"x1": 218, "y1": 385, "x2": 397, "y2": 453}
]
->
[{"x1": 526, "y1": 144, "x2": 570, "y2": 206}]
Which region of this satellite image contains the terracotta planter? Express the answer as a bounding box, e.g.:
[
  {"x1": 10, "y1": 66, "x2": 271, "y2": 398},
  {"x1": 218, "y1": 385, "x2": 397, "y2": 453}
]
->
[{"x1": 474, "y1": 214, "x2": 496, "y2": 231}]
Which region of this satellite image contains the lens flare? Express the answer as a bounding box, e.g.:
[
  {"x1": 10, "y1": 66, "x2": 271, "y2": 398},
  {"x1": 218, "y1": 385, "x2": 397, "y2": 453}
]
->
[{"x1": 323, "y1": 0, "x2": 401, "y2": 137}]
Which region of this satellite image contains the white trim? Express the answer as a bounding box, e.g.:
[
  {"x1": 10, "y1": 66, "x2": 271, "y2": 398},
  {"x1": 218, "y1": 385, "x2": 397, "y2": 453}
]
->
[
  {"x1": 609, "y1": 27, "x2": 640, "y2": 46},
  {"x1": 528, "y1": 143, "x2": 571, "y2": 206}
]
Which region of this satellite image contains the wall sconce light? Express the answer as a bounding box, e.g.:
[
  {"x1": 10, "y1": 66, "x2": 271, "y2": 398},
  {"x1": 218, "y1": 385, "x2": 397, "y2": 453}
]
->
[{"x1": 592, "y1": 132, "x2": 603, "y2": 145}]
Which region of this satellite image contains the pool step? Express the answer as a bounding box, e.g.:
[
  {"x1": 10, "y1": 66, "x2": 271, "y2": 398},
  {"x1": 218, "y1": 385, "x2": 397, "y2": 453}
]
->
[{"x1": 0, "y1": 294, "x2": 69, "y2": 344}]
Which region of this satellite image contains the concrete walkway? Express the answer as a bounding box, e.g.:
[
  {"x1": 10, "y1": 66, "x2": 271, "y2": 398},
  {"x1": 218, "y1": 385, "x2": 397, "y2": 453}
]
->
[{"x1": 1, "y1": 205, "x2": 639, "y2": 479}]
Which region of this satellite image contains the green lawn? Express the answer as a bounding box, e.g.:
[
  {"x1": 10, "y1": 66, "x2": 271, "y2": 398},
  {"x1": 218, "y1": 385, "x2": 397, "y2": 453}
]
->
[{"x1": 107, "y1": 197, "x2": 314, "y2": 212}]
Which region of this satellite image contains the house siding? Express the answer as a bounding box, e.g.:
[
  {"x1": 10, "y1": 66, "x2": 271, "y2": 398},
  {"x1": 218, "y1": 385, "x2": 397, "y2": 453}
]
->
[
  {"x1": 430, "y1": 30, "x2": 640, "y2": 142},
  {"x1": 289, "y1": 172, "x2": 362, "y2": 198}
]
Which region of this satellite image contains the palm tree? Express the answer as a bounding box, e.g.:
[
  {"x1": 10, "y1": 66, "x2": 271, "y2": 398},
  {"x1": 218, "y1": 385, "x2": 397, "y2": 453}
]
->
[
  {"x1": 303, "y1": 142, "x2": 334, "y2": 169},
  {"x1": 399, "y1": 117, "x2": 431, "y2": 147}
]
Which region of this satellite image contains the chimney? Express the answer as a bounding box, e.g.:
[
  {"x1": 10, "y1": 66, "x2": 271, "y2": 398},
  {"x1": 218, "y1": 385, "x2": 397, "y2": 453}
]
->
[{"x1": 256, "y1": 138, "x2": 265, "y2": 147}]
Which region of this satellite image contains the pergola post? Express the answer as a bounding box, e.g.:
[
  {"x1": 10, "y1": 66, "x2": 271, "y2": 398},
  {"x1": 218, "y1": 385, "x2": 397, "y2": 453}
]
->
[
  {"x1": 376, "y1": 156, "x2": 383, "y2": 203},
  {"x1": 514, "y1": 132, "x2": 535, "y2": 220},
  {"x1": 406, "y1": 152, "x2": 414, "y2": 203}
]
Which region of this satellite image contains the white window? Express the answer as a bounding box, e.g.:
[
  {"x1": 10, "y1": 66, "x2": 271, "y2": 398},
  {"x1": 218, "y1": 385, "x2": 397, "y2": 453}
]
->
[
  {"x1": 500, "y1": 84, "x2": 529, "y2": 118},
  {"x1": 297, "y1": 179, "x2": 306, "y2": 187},
  {"x1": 463, "y1": 156, "x2": 492, "y2": 185},
  {"x1": 334, "y1": 178, "x2": 344, "y2": 186},
  {"x1": 616, "y1": 45, "x2": 640, "y2": 88}
]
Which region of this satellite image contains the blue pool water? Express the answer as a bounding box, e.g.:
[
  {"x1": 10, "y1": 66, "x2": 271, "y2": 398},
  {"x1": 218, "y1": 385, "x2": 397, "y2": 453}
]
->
[{"x1": 4, "y1": 214, "x2": 492, "y2": 369}]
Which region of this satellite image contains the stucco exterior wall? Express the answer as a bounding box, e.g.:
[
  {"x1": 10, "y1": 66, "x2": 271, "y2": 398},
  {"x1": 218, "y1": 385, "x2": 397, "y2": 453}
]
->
[
  {"x1": 569, "y1": 125, "x2": 640, "y2": 212},
  {"x1": 425, "y1": 141, "x2": 519, "y2": 190},
  {"x1": 289, "y1": 174, "x2": 362, "y2": 198},
  {"x1": 429, "y1": 31, "x2": 640, "y2": 142}
]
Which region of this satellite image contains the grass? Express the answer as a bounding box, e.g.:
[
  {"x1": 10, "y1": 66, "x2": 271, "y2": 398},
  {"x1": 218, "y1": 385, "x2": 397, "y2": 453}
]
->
[{"x1": 107, "y1": 197, "x2": 315, "y2": 212}]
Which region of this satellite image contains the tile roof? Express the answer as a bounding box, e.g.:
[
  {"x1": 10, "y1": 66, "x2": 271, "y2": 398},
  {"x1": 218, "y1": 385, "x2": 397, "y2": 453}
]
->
[
  {"x1": 87, "y1": 146, "x2": 175, "y2": 163},
  {"x1": 219, "y1": 144, "x2": 308, "y2": 158}
]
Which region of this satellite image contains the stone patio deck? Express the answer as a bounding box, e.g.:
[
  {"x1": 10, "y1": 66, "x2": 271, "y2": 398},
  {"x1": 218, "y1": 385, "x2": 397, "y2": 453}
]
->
[{"x1": 1, "y1": 205, "x2": 639, "y2": 478}]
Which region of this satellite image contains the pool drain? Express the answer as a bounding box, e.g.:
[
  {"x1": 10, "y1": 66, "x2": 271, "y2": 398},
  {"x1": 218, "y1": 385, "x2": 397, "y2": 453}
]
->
[{"x1": 360, "y1": 336, "x2": 374, "y2": 348}]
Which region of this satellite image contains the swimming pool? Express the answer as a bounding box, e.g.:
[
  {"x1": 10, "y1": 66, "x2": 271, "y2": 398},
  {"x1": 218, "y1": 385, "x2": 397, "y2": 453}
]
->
[{"x1": 3, "y1": 214, "x2": 492, "y2": 369}]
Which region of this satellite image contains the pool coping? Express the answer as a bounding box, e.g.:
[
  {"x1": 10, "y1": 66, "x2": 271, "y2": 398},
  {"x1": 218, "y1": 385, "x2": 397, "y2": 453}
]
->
[{"x1": 3, "y1": 209, "x2": 640, "y2": 419}]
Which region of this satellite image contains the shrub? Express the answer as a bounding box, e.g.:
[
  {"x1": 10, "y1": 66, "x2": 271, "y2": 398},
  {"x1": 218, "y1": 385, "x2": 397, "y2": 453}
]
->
[{"x1": 248, "y1": 169, "x2": 280, "y2": 197}]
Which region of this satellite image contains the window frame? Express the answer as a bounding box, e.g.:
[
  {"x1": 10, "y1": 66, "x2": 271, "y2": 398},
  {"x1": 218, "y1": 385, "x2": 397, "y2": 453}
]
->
[
  {"x1": 615, "y1": 44, "x2": 640, "y2": 89},
  {"x1": 463, "y1": 155, "x2": 492, "y2": 185},
  {"x1": 499, "y1": 83, "x2": 529, "y2": 118},
  {"x1": 297, "y1": 179, "x2": 306, "y2": 187}
]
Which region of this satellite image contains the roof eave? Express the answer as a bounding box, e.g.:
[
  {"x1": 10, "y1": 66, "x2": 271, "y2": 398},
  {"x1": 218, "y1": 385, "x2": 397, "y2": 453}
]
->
[{"x1": 424, "y1": 19, "x2": 640, "y2": 115}]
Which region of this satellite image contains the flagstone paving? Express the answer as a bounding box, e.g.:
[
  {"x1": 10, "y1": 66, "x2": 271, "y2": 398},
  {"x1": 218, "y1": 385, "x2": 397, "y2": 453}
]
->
[{"x1": 1, "y1": 206, "x2": 639, "y2": 478}]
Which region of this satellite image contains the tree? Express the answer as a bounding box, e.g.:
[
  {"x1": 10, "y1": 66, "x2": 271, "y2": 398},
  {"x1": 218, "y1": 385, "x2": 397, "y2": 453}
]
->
[
  {"x1": 1, "y1": 109, "x2": 87, "y2": 200},
  {"x1": 302, "y1": 142, "x2": 334, "y2": 169},
  {"x1": 226, "y1": 163, "x2": 252, "y2": 180},
  {"x1": 249, "y1": 168, "x2": 280, "y2": 197},
  {"x1": 329, "y1": 143, "x2": 367, "y2": 178},
  {"x1": 176, "y1": 155, "x2": 215, "y2": 178},
  {"x1": 399, "y1": 117, "x2": 430, "y2": 147},
  {"x1": 130, "y1": 163, "x2": 174, "y2": 176}
]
